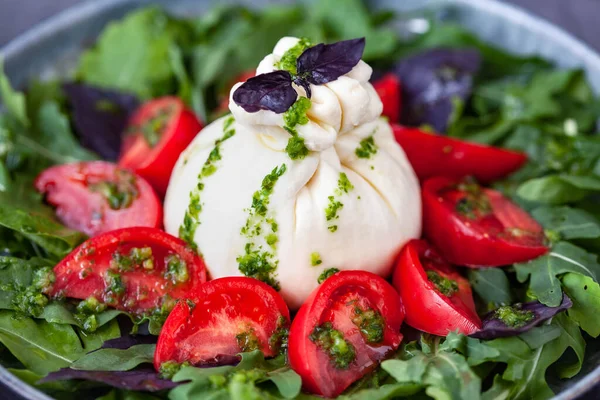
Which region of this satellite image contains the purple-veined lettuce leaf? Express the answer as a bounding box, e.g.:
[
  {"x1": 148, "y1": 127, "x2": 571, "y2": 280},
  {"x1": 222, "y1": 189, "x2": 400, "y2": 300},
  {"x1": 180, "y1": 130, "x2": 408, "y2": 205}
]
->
[
  {"x1": 38, "y1": 367, "x2": 178, "y2": 392},
  {"x1": 63, "y1": 83, "x2": 140, "y2": 161},
  {"x1": 232, "y1": 71, "x2": 297, "y2": 114},
  {"x1": 101, "y1": 334, "x2": 157, "y2": 350},
  {"x1": 296, "y1": 37, "x2": 366, "y2": 85},
  {"x1": 394, "y1": 48, "x2": 481, "y2": 133},
  {"x1": 470, "y1": 295, "x2": 572, "y2": 339}
]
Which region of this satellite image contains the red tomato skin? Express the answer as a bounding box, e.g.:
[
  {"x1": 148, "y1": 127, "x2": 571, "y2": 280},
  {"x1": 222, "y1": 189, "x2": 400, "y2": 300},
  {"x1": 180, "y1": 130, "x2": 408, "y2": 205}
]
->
[
  {"x1": 422, "y1": 177, "x2": 548, "y2": 266},
  {"x1": 216, "y1": 70, "x2": 256, "y2": 116},
  {"x1": 373, "y1": 74, "x2": 401, "y2": 123},
  {"x1": 288, "y1": 271, "x2": 404, "y2": 398},
  {"x1": 393, "y1": 240, "x2": 481, "y2": 336},
  {"x1": 154, "y1": 277, "x2": 290, "y2": 370},
  {"x1": 50, "y1": 227, "x2": 206, "y2": 314},
  {"x1": 35, "y1": 161, "x2": 162, "y2": 237},
  {"x1": 393, "y1": 125, "x2": 527, "y2": 183},
  {"x1": 119, "y1": 97, "x2": 202, "y2": 197}
]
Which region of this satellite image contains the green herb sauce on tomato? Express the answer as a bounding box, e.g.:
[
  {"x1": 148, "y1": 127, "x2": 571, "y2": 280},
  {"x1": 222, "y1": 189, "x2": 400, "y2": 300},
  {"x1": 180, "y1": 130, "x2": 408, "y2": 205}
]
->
[
  {"x1": 426, "y1": 270, "x2": 459, "y2": 297},
  {"x1": 310, "y1": 322, "x2": 356, "y2": 369},
  {"x1": 351, "y1": 306, "x2": 385, "y2": 344},
  {"x1": 318, "y1": 268, "x2": 340, "y2": 284}
]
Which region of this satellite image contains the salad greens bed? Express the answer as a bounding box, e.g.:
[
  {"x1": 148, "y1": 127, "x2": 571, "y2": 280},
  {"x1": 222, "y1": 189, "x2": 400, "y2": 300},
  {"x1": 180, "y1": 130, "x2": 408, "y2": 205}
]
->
[{"x1": 1, "y1": 0, "x2": 600, "y2": 399}]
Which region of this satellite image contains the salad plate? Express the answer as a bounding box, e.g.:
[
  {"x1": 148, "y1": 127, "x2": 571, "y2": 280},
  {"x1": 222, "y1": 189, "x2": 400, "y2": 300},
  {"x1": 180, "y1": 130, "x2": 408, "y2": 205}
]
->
[{"x1": 2, "y1": 0, "x2": 600, "y2": 399}]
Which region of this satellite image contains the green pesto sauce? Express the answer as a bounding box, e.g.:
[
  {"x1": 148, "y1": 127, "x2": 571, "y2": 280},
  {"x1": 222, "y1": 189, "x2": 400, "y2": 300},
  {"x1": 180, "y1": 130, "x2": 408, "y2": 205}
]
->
[
  {"x1": 238, "y1": 165, "x2": 287, "y2": 290},
  {"x1": 89, "y1": 169, "x2": 138, "y2": 210},
  {"x1": 110, "y1": 246, "x2": 154, "y2": 272},
  {"x1": 311, "y1": 252, "x2": 322, "y2": 266},
  {"x1": 351, "y1": 307, "x2": 385, "y2": 344},
  {"x1": 426, "y1": 270, "x2": 459, "y2": 297},
  {"x1": 276, "y1": 38, "x2": 312, "y2": 75},
  {"x1": 455, "y1": 180, "x2": 492, "y2": 220},
  {"x1": 164, "y1": 254, "x2": 189, "y2": 284},
  {"x1": 103, "y1": 270, "x2": 126, "y2": 305},
  {"x1": 134, "y1": 104, "x2": 175, "y2": 147},
  {"x1": 318, "y1": 268, "x2": 340, "y2": 284},
  {"x1": 236, "y1": 328, "x2": 261, "y2": 353},
  {"x1": 268, "y1": 315, "x2": 289, "y2": 354},
  {"x1": 284, "y1": 97, "x2": 311, "y2": 160},
  {"x1": 325, "y1": 173, "x2": 354, "y2": 233},
  {"x1": 495, "y1": 304, "x2": 535, "y2": 328},
  {"x1": 75, "y1": 296, "x2": 108, "y2": 332},
  {"x1": 310, "y1": 322, "x2": 356, "y2": 369},
  {"x1": 355, "y1": 135, "x2": 378, "y2": 159},
  {"x1": 179, "y1": 116, "x2": 236, "y2": 250},
  {"x1": 159, "y1": 360, "x2": 191, "y2": 379}
]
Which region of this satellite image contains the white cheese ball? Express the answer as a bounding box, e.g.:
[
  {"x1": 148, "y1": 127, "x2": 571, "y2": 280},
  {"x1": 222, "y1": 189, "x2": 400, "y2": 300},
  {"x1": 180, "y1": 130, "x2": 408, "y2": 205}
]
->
[{"x1": 164, "y1": 37, "x2": 421, "y2": 309}]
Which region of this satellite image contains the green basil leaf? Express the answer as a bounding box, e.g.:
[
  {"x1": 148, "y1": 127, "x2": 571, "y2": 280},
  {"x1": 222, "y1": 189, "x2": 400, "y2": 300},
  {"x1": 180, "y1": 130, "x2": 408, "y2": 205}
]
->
[
  {"x1": 468, "y1": 268, "x2": 514, "y2": 307},
  {"x1": 71, "y1": 344, "x2": 156, "y2": 372}
]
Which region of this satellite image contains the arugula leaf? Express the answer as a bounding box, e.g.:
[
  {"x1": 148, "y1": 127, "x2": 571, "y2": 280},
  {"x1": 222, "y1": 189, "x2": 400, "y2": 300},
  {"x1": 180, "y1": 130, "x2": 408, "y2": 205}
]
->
[
  {"x1": 381, "y1": 337, "x2": 481, "y2": 400},
  {"x1": 561, "y1": 273, "x2": 600, "y2": 337},
  {"x1": 515, "y1": 241, "x2": 600, "y2": 306},
  {"x1": 76, "y1": 8, "x2": 180, "y2": 99},
  {"x1": 532, "y1": 206, "x2": 600, "y2": 240},
  {"x1": 0, "y1": 311, "x2": 83, "y2": 375},
  {"x1": 468, "y1": 268, "x2": 514, "y2": 308},
  {"x1": 468, "y1": 315, "x2": 584, "y2": 400},
  {"x1": 170, "y1": 350, "x2": 302, "y2": 400},
  {"x1": 71, "y1": 344, "x2": 155, "y2": 372}
]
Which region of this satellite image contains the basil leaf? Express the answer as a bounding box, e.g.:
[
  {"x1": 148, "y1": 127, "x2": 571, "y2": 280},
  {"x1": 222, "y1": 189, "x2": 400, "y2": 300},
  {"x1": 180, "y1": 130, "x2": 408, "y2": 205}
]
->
[
  {"x1": 232, "y1": 71, "x2": 297, "y2": 114},
  {"x1": 515, "y1": 241, "x2": 600, "y2": 307},
  {"x1": 468, "y1": 268, "x2": 514, "y2": 308},
  {"x1": 297, "y1": 38, "x2": 365, "y2": 85}
]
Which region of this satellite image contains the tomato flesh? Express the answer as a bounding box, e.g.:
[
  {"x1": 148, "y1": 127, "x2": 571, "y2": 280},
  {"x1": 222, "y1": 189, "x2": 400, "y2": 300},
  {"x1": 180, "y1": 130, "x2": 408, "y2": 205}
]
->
[
  {"x1": 393, "y1": 125, "x2": 527, "y2": 183},
  {"x1": 50, "y1": 227, "x2": 206, "y2": 315},
  {"x1": 422, "y1": 177, "x2": 548, "y2": 266},
  {"x1": 393, "y1": 240, "x2": 481, "y2": 336},
  {"x1": 154, "y1": 277, "x2": 290, "y2": 370},
  {"x1": 288, "y1": 271, "x2": 404, "y2": 398},
  {"x1": 373, "y1": 74, "x2": 401, "y2": 123},
  {"x1": 35, "y1": 161, "x2": 161, "y2": 237},
  {"x1": 119, "y1": 97, "x2": 202, "y2": 197}
]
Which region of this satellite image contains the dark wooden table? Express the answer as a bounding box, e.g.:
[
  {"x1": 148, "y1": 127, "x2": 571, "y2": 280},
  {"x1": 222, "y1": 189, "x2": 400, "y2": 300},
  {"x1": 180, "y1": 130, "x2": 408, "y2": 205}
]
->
[{"x1": 0, "y1": 0, "x2": 599, "y2": 399}]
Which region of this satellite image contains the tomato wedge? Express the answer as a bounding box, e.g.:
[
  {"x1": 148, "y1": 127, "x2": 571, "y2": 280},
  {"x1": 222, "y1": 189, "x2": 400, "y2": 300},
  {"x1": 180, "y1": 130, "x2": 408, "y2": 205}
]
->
[
  {"x1": 119, "y1": 97, "x2": 202, "y2": 196},
  {"x1": 50, "y1": 227, "x2": 206, "y2": 316},
  {"x1": 35, "y1": 161, "x2": 161, "y2": 237},
  {"x1": 215, "y1": 70, "x2": 255, "y2": 117},
  {"x1": 154, "y1": 277, "x2": 290, "y2": 371},
  {"x1": 422, "y1": 177, "x2": 548, "y2": 266},
  {"x1": 373, "y1": 74, "x2": 401, "y2": 123},
  {"x1": 393, "y1": 240, "x2": 481, "y2": 336},
  {"x1": 393, "y1": 125, "x2": 527, "y2": 183},
  {"x1": 288, "y1": 271, "x2": 404, "y2": 398}
]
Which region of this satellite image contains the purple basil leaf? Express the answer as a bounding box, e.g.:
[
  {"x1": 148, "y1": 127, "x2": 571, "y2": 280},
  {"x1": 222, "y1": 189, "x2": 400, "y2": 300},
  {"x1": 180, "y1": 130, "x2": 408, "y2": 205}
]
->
[
  {"x1": 232, "y1": 71, "x2": 297, "y2": 114},
  {"x1": 293, "y1": 77, "x2": 312, "y2": 98},
  {"x1": 101, "y1": 335, "x2": 157, "y2": 350},
  {"x1": 394, "y1": 48, "x2": 482, "y2": 133},
  {"x1": 297, "y1": 38, "x2": 366, "y2": 85},
  {"x1": 63, "y1": 83, "x2": 140, "y2": 161},
  {"x1": 470, "y1": 295, "x2": 572, "y2": 340},
  {"x1": 39, "y1": 367, "x2": 178, "y2": 392}
]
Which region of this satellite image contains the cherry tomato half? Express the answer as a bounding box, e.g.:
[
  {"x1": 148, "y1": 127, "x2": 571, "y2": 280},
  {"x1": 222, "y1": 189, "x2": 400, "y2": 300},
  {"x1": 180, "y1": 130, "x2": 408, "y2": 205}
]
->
[
  {"x1": 393, "y1": 125, "x2": 527, "y2": 183},
  {"x1": 422, "y1": 177, "x2": 548, "y2": 266},
  {"x1": 35, "y1": 161, "x2": 161, "y2": 237},
  {"x1": 119, "y1": 97, "x2": 203, "y2": 197},
  {"x1": 393, "y1": 240, "x2": 481, "y2": 336},
  {"x1": 50, "y1": 227, "x2": 206, "y2": 315},
  {"x1": 288, "y1": 271, "x2": 404, "y2": 398},
  {"x1": 373, "y1": 74, "x2": 401, "y2": 123},
  {"x1": 154, "y1": 277, "x2": 290, "y2": 370}
]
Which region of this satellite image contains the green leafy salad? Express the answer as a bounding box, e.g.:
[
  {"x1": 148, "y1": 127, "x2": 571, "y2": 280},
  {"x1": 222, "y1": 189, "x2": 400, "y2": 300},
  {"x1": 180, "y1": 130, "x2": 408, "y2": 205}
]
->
[{"x1": 1, "y1": 1, "x2": 600, "y2": 400}]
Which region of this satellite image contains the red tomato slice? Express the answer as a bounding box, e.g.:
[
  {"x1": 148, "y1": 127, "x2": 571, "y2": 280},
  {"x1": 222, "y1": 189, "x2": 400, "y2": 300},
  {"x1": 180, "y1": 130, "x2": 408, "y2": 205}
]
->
[
  {"x1": 373, "y1": 74, "x2": 401, "y2": 123},
  {"x1": 119, "y1": 97, "x2": 202, "y2": 197},
  {"x1": 288, "y1": 271, "x2": 404, "y2": 398},
  {"x1": 35, "y1": 161, "x2": 161, "y2": 237},
  {"x1": 50, "y1": 227, "x2": 206, "y2": 315},
  {"x1": 422, "y1": 177, "x2": 548, "y2": 266},
  {"x1": 393, "y1": 125, "x2": 527, "y2": 183},
  {"x1": 154, "y1": 277, "x2": 290, "y2": 370},
  {"x1": 393, "y1": 240, "x2": 481, "y2": 336}
]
